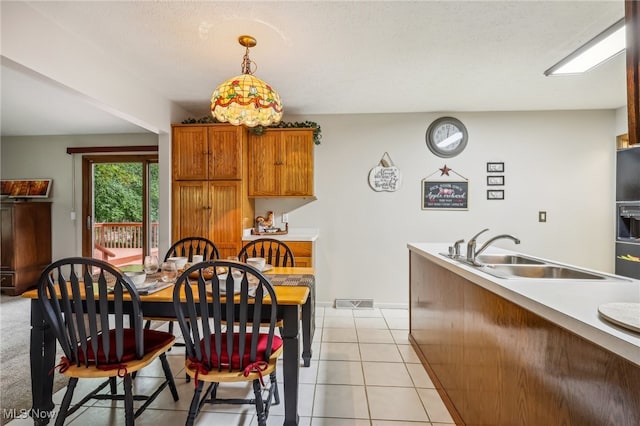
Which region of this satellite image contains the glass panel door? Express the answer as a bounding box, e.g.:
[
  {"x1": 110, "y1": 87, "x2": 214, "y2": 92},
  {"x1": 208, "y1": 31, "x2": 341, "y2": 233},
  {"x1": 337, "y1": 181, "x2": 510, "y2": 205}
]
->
[{"x1": 82, "y1": 155, "x2": 158, "y2": 266}]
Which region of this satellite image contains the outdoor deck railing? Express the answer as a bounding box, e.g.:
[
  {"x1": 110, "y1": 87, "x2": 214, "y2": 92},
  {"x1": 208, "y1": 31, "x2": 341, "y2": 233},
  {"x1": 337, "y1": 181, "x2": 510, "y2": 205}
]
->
[{"x1": 94, "y1": 222, "x2": 159, "y2": 249}]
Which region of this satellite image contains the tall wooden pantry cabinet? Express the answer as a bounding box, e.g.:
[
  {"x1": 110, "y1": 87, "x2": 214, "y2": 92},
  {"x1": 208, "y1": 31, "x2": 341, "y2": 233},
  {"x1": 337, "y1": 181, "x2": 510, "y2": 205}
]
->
[
  {"x1": 171, "y1": 124, "x2": 255, "y2": 258},
  {"x1": 0, "y1": 201, "x2": 52, "y2": 295}
]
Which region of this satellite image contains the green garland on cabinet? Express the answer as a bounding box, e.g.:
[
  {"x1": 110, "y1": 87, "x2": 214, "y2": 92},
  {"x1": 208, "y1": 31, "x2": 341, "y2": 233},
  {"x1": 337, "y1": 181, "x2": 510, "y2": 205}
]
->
[{"x1": 181, "y1": 116, "x2": 322, "y2": 145}]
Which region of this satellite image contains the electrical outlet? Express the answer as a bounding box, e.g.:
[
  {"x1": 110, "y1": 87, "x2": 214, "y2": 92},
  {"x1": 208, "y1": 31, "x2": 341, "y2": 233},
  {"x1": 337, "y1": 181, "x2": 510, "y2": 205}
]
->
[
  {"x1": 538, "y1": 211, "x2": 547, "y2": 222},
  {"x1": 282, "y1": 213, "x2": 289, "y2": 223}
]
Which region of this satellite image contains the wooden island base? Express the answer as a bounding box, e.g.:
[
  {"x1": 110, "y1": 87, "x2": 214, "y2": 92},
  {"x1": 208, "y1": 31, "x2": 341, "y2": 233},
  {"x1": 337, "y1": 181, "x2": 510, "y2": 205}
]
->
[{"x1": 409, "y1": 252, "x2": 640, "y2": 426}]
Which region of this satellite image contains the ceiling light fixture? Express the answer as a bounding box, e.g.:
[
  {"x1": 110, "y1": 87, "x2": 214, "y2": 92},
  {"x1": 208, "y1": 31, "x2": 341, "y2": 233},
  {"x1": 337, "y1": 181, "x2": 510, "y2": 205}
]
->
[
  {"x1": 211, "y1": 35, "x2": 283, "y2": 127},
  {"x1": 544, "y1": 18, "x2": 626, "y2": 76}
]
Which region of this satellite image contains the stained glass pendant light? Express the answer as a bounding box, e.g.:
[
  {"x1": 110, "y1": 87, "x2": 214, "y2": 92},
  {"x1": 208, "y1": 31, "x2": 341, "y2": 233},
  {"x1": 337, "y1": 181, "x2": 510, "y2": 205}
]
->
[{"x1": 211, "y1": 35, "x2": 283, "y2": 127}]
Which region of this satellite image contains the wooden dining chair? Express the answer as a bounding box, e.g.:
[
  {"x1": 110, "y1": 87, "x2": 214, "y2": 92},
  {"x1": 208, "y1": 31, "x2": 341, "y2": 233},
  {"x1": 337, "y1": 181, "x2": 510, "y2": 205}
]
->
[
  {"x1": 145, "y1": 236, "x2": 220, "y2": 334},
  {"x1": 238, "y1": 238, "x2": 295, "y2": 267},
  {"x1": 38, "y1": 257, "x2": 179, "y2": 426},
  {"x1": 164, "y1": 236, "x2": 220, "y2": 262},
  {"x1": 172, "y1": 260, "x2": 282, "y2": 426}
]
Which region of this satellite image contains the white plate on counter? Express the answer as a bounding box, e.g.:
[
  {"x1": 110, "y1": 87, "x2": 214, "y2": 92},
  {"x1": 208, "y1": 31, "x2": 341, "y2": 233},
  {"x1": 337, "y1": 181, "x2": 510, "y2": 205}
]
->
[{"x1": 598, "y1": 302, "x2": 640, "y2": 333}]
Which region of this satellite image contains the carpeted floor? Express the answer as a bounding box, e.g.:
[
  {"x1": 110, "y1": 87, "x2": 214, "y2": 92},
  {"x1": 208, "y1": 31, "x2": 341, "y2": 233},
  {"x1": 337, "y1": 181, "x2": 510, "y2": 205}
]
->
[{"x1": 0, "y1": 294, "x2": 65, "y2": 426}]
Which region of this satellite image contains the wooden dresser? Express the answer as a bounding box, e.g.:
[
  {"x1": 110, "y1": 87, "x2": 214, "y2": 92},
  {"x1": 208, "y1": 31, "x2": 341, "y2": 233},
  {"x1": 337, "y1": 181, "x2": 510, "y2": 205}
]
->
[{"x1": 0, "y1": 201, "x2": 52, "y2": 295}]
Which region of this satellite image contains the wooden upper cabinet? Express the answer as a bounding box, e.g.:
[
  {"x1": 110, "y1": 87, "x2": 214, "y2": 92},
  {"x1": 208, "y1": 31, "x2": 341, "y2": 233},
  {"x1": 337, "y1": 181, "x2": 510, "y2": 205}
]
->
[
  {"x1": 248, "y1": 128, "x2": 314, "y2": 197},
  {"x1": 172, "y1": 124, "x2": 243, "y2": 180}
]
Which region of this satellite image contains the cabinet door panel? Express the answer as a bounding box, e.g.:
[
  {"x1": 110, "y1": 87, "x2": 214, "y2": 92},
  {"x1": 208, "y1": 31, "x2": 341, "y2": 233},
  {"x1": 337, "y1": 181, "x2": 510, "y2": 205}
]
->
[
  {"x1": 281, "y1": 131, "x2": 314, "y2": 196},
  {"x1": 209, "y1": 127, "x2": 242, "y2": 180},
  {"x1": 172, "y1": 181, "x2": 209, "y2": 242},
  {"x1": 173, "y1": 127, "x2": 208, "y2": 180},
  {"x1": 209, "y1": 181, "x2": 241, "y2": 258},
  {"x1": 248, "y1": 132, "x2": 280, "y2": 196}
]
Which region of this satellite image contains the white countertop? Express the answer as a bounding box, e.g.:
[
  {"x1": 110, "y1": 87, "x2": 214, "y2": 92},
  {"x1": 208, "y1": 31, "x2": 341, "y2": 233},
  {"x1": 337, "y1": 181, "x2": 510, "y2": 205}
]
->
[
  {"x1": 408, "y1": 242, "x2": 640, "y2": 366},
  {"x1": 242, "y1": 227, "x2": 319, "y2": 242}
]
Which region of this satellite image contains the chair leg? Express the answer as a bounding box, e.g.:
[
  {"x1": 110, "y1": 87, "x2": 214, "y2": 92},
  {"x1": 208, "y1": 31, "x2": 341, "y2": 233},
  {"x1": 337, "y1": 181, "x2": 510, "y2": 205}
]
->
[
  {"x1": 186, "y1": 380, "x2": 204, "y2": 426},
  {"x1": 270, "y1": 371, "x2": 280, "y2": 405},
  {"x1": 253, "y1": 379, "x2": 267, "y2": 426},
  {"x1": 55, "y1": 378, "x2": 77, "y2": 426},
  {"x1": 123, "y1": 374, "x2": 134, "y2": 426},
  {"x1": 109, "y1": 376, "x2": 117, "y2": 394},
  {"x1": 159, "y1": 353, "x2": 179, "y2": 401},
  {"x1": 144, "y1": 319, "x2": 152, "y2": 329}
]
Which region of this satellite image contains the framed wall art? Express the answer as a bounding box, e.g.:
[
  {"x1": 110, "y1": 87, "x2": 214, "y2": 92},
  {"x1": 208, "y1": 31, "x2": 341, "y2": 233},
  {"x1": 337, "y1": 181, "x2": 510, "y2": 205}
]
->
[
  {"x1": 0, "y1": 179, "x2": 53, "y2": 199},
  {"x1": 487, "y1": 175, "x2": 505, "y2": 186},
  {"x1": 487, "y1": 189, "x2": 504, "y2": 200},
  {"x1": 487, "y1": 162, "x2": 504, "y2": 173}
]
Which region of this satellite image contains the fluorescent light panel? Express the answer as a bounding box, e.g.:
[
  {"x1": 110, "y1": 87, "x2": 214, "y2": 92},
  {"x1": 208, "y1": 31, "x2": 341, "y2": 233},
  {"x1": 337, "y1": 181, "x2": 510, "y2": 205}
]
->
[{"x1": 545, "y1": 18, "x2": 626, "y2": 76}]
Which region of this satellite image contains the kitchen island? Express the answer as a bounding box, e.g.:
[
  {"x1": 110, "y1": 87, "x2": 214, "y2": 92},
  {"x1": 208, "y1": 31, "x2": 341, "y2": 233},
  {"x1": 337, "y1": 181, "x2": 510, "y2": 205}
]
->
[{"x1": 408, "y1": 243, "x2": 640, "y2": 426}]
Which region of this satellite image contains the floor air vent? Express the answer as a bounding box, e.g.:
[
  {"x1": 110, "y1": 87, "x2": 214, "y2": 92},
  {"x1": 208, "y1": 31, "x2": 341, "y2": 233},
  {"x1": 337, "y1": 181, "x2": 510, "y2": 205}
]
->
[{"x1": 335, "y1": 299, "x2": 374, "y2": 309}]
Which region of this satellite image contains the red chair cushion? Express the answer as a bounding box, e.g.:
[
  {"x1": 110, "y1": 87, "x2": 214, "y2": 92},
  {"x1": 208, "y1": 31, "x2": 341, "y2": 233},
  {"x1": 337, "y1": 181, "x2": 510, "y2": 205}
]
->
[
  {"x1": 200, "y1": 333, "x2": 283, "y2": 370},
  {"x1": 78, "y1": 328, "x2": 173, "y2": 367}
]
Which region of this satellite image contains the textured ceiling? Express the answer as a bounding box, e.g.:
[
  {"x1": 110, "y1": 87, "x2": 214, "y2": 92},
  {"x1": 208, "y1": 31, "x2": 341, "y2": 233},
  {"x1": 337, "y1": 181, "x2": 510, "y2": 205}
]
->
[{"x1": 1, "y1": 0, "x2": 628, "y2": 136}]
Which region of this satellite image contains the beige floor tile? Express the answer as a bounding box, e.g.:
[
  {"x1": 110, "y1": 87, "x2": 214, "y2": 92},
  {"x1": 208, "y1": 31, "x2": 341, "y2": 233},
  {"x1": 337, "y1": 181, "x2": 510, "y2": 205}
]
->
[
  {"x1": 323, "y1": 308, "x2": 355, "y2": 318},
  {"x1": 65, "y1": 405, "x2": 255, "y2": 425},
  {"x1": 319, "y1": 342, "x2": 362, "y2": 361},
  {"x1": 323, "y1": 316, "x2": 356, "y2": 328},
  {"x1": 267, "y1": 383, "x2": 315, "y2": 418},
  {"x1": 396, "y1": 344, "x2": 422, "y2": 363},
  {"x1": 366, "y1": 386, "x2": 429, "y2": 422},
  {"x1": 357, "y1": 328, "x2": 394, "y2": 343},
  {"x1": 316, "y1": 360, "x2": 365, "y2": 385},
  {"x1": 312, "y1": 418, "x2": 371, "y2": 426},
  {"x1": 276, "y1": 359, "x2": 319, "y2": 384},
  {"x1": 405, "y1": 363, "x2": 435, "y2": 388},
  {"x1": 359, "y1": 343, "x2": 403, "y2": 362},
  {"x1": 354, "y1": 317, "x2": 388, "y2": 329},
  {"x1": 352, "y1": 308, "x2": 383, "y2": 317},
  {"x1": 385, "y1": 317, "x2": 409, "y2": 330},
  {"x1": 381, "y1": 308, "x2": 409, "y2": 318},
  {"x1": 322, "y1": 327, "x2": 358, "y2": 342},
  {"x1": 390, "y1": 329, "x2": 410, "y2": 344},
  {"x1": 312, "y1": 384, "x2": 369, "y2": 419},
  {"x1": 362, "y1": 362, "x2": 413, "y2": 387},
  {"x1": 252, "y1": 415, "x2": 312, "y2": 425},
  {"x1": 417, "y1": 388, "x2": 455, "y2": 423}
]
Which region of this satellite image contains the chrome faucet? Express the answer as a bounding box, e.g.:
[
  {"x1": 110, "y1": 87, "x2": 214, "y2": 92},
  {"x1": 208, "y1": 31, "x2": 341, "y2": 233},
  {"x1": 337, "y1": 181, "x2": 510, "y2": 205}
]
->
[
  {"x1": 466, "y1": 228, "x2": 489, "y2": 262},
  {"x1": 469, "y1": 233, "x2": 521, "y2": 265}
]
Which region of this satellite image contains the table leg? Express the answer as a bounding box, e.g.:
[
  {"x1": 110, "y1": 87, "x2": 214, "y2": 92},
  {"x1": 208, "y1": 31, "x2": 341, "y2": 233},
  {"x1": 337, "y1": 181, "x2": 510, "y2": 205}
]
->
[
  {"x1": 30, "y1": 299, "x2": 56, "y2": 425},
  {"x1": 281, "y1": 305, "x2": 300, "y2": 426},
  {"x1": 301, "y1": 284, "x2": 315, "y2": 367}
]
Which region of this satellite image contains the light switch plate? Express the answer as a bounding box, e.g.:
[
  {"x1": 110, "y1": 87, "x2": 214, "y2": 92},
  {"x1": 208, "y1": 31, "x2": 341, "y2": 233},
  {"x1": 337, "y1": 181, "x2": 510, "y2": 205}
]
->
[{"x1": 538, "y1": 211, "x2": 547, "y2": 222}]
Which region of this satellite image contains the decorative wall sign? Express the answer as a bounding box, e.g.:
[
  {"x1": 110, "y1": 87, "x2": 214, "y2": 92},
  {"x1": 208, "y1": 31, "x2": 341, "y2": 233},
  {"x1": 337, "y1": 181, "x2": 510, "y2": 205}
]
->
[
  {"x1": 422, "y1": 166, "x2": 468, "y2": 210},
  {"x1": 368, "y1": 152, "x2": 402, "y2": 192},
  {"x1": 423, "y1": 181, "x2": 468, "y2": 209}
]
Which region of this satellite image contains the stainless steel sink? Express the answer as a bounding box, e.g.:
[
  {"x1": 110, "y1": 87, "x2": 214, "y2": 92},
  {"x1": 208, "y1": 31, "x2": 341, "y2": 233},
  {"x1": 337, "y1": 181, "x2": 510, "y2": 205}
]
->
[
  {"x1": 475, "y1": 254, "x2": 545, "y2": 265},
  {"x1": 480, "y1": 264, "x2": 608, "y2": 280}
]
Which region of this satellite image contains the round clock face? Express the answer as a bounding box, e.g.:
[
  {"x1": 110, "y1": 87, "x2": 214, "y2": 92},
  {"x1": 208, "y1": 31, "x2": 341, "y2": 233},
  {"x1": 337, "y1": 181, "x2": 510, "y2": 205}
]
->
[{"x1": 426, "y1": 117, "x2": 468, "y2": 158}]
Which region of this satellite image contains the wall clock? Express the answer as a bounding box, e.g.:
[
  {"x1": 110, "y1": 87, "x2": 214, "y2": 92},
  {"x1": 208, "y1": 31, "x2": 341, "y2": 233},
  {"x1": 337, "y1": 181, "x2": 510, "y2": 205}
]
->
[{"x1": 425, "y1": 117, "x2": 468, "y2": 158}]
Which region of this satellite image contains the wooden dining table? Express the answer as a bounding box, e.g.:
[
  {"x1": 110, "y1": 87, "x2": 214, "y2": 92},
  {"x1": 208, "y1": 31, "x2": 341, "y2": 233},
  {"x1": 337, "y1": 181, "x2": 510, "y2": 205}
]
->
[{"x1": 24, "y1": 266, "x2": 313, "y2": 426}]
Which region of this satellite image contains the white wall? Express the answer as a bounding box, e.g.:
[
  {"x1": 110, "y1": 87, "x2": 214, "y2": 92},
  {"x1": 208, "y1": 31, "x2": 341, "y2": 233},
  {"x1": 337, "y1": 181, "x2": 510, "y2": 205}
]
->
[
  {"x1": 259, "y1": 110, "x2": 617, "y2": 306},
  {"x1": 1, "y1": 110, "x2": 617, "y2": 307}
]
